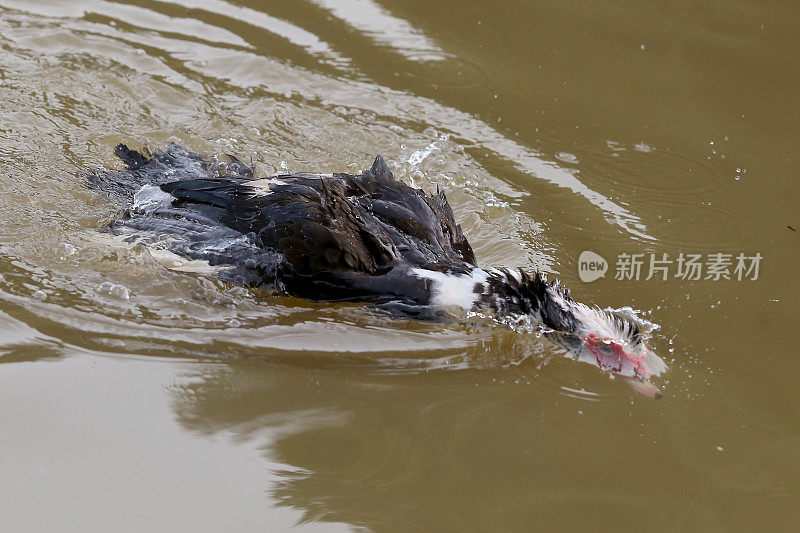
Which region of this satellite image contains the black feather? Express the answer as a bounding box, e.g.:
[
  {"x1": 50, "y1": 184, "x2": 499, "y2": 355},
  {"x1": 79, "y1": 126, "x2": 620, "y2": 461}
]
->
[
  {"x1": 114, "y1": 143, "x2": 149, "y2": 169},
  {"x1": 88, "y1": 145, "x2": 479, "y2": 305}
]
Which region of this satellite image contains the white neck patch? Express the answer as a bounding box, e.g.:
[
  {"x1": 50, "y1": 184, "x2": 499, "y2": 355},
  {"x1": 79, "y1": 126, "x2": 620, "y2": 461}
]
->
[{"x1": 411, "y1": 267, "x2": 488, "y2": 310}]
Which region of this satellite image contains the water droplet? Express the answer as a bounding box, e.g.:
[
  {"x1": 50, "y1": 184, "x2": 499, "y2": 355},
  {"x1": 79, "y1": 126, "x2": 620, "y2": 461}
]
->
[
  {"x1": 109, "y1": 285, "x2": 130, "y2": 300},
  {"x1": 57, "y1": 243, "x2": 77, "y2": 258},
  {"x1": 98, "y1": 282, "x2": 130, "y2": 300}
]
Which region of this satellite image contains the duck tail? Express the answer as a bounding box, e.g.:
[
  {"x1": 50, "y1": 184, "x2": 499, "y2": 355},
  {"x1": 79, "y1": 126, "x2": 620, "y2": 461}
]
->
[{"x1": 114, "y1": 143, "x2": 150, "y2": 169}]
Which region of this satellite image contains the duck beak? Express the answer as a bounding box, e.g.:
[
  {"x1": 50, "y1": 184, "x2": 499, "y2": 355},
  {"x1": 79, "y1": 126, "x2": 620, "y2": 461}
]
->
[{"x1": 620, "y1": 375, "x2": 663, "y2": 399}]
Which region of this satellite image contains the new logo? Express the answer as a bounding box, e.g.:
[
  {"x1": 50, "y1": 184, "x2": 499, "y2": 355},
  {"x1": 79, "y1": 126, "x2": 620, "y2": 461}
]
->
[{"x1": 578, "y1": 251, "x2": 608, "y2": 282}]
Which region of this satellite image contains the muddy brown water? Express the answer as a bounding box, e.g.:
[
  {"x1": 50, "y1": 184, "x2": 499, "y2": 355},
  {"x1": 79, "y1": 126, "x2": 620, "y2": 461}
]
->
[{"x1": 0, "y1": 0, "x2": 798, "y2": 530}]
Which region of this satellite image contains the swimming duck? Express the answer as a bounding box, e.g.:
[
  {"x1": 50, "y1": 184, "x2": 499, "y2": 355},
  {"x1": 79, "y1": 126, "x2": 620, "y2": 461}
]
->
[{"x1": 89, "y1": 143, "x2": 665, "y2": 393}]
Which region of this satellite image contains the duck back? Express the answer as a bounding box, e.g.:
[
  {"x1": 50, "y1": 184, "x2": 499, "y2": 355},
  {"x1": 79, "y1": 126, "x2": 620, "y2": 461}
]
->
[{"x1": 89, "y1": 144, "x2": 475, "y2": 304}]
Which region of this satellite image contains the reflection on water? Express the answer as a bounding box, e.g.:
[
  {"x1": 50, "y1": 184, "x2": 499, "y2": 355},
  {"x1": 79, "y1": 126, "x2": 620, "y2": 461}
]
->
[
  {"x1": 171, "y1": 0, "x2": 352, "y2": 68},
  {"x1": 169, "y1": 363, "x2": 622, "y2": 530},
  {"x1": 0, "y1": 0, "x2": 799, "y2": 529},
  {"x1": 310, "y1": 0, "x2": 445, "y2": 62},
  {"x1": 168, "y1": 358, "x2": 799, "y2": 530}
]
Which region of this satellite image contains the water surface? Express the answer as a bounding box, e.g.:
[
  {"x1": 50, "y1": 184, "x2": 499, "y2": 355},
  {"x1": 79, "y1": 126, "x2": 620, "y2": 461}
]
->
[{"x1": 0, "y1": 0, "x2": 798, "y2": 530}]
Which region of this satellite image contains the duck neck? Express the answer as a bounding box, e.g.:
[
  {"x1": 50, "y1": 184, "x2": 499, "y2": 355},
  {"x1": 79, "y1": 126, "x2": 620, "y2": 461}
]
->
[{"x1": 477, "y1": 268, "x2": 580, "y2": 334}]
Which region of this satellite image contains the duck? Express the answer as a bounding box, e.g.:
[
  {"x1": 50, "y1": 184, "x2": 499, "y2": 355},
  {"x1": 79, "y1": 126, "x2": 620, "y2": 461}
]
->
[{"x1": 89, "y1": 143, "x2": 665, "y2": 393}]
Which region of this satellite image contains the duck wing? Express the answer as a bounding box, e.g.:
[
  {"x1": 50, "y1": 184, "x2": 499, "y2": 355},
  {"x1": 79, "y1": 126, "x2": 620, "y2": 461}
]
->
[
  {"x1": 349, "y1": 155, "x2": 476, "y2": 266},
  {"x1": 158, "y1": 154, "x2": 475, "y2": 275},
  {"x1": 161, "y1": 172, "x2": 400, "y2": 276}
]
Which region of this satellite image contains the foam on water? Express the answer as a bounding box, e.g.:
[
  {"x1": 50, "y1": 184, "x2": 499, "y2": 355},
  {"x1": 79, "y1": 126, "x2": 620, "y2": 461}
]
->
[{"x1": 132, "y1": 184, "x2": 174, "y2": 212}]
